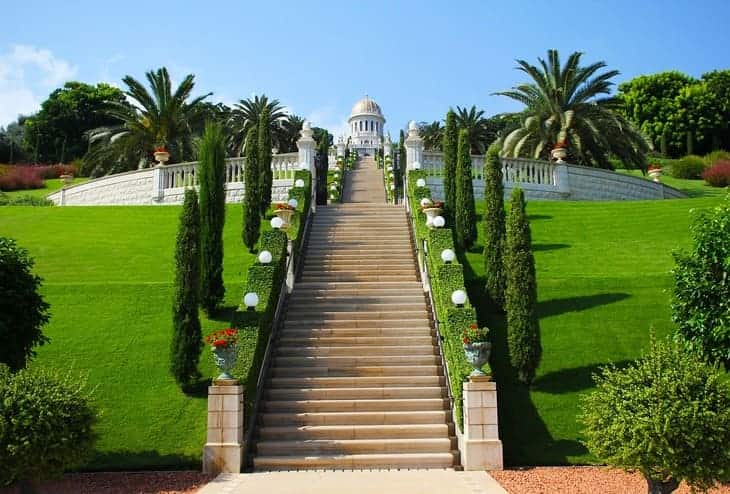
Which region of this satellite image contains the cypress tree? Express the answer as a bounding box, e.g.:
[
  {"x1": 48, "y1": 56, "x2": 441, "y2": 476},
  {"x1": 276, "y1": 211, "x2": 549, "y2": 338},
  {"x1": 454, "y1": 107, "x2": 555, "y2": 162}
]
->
[
  {"x1": 483, "y1": 143, "x2": 506, "y2": 308},
  {"x1": 455, "y1": 128, "x2": 477, "y2": 249},
  {"x1": 171, "y1": 188, "x2": 202, "y2": 387},
  {"x1": 242, "y1": 125, "x2": 260, "y2": 253},
  {"x1": 398, "y1": 129, "x2": 406, "y2": 191},
  {"x1": 198, "y1": 122, "x2": 227, "y2": 314},
  {"x1": 504, "y1": 188, "x2": 542, "y2": 385},
  {"x1": 258, "y1": 108, "x2": 273, "y2": 216},
  {"x1": 442, "y1": 109, "x2": 458, "y2": 219}
]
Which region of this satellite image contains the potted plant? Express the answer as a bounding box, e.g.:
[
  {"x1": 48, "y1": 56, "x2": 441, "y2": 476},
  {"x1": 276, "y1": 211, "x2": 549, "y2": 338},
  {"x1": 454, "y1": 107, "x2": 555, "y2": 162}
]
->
[
  {"x1": 205, "y1": 328, "x2": 239, "y2": 382},
  {"x1": 153, "y1": 146, "x2": 170, "y2": 165},
  {"x1": 462, "y1": 324, "x2": 491, "y2": 377},
  {"x1": 648, "y1": 164, "x2": 663, "y2": 182},
  {"x1": 551, "y1": 141, "x2": 568, "y2": 162},
  {"x1": 274, "y1": 203, "x2": 296, "y2": 227},
  {"x1": 59, "y1": 173, "x2": 74, "y2": 186},
  {"x1": 422, "y1": 200, "x2": 444, "y2": 227}
]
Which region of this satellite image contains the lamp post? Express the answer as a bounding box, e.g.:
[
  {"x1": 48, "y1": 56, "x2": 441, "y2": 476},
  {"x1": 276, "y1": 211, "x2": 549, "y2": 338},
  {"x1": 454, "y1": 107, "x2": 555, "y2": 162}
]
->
[
  {"x1": 441, "y1": 249, "x2": 455, "y2": 264},
  {"x1": 258, "y1": 250, "x2": 272, "y2": 265},
  {"x1": 451, "y1": 289, "x2": 467, "y2": 308},
  {"x1": 243, "y1": 292, "x2": 259, "y2": 311}
]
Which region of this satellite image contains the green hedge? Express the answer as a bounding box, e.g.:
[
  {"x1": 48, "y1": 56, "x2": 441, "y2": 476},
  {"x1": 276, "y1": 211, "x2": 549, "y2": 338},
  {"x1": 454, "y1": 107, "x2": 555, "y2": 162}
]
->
[{"x1": 406, "y1": 170, "x2": 486, "y2": 431}]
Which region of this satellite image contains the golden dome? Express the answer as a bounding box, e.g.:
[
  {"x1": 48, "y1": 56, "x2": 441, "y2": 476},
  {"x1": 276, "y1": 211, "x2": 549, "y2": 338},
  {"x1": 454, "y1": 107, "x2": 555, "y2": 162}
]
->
[{"x1": 351, "y1": 96, "x2": 383, "y2": 116}]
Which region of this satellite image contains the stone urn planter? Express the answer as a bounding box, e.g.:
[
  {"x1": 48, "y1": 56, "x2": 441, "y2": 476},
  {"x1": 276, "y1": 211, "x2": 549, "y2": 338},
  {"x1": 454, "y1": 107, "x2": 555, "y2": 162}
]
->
[
  {"x1": 551, "y1": 147, "x2": 567, "y2": 162},
  {"x1": 154, "y1": 150, "x2": 170, "y2": 165},
  {"x1": 423, "y1": 207, "x2": 443, "y2": 228},
  {"x1": 648, "y1": 167, "x2": 663, "y2": 182},
  {"x1": 274, "y1": 207, "x2": 295, "y2": 227},
  {"x1": 59, "y1": 174, "x2": 73, "y2": 186},
  {"x1": 463, "y1": 341, "x2": 491, "y2": 377},
  {"x1": 211, "y1": 345, "x2": 238, "y2": 381}
]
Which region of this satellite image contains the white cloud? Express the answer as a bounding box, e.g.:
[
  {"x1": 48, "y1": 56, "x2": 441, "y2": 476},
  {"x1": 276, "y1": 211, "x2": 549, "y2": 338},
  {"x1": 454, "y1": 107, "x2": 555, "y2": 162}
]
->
[
  {"x1": 0, "y1": 44, "x2": 77, "y2": 126},
  {"x1": 306, "y1": 105, "x2": 350, "y2": 139}
]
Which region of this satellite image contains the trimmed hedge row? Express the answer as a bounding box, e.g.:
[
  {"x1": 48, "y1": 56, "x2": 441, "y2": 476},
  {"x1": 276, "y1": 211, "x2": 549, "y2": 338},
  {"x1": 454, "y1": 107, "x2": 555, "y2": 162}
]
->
[
  {"x1": 407, "y1": 171, "x2": 485, "y2": 430},
  {"x1": 232, "y1": 171, "x2": 311, "y2": 425}
]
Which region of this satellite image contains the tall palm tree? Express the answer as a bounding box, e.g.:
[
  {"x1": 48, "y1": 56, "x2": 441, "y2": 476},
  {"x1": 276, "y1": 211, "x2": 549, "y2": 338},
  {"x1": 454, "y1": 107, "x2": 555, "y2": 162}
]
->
[
  {"x1": 454, "y1": 106, "x2": 493, "y2": 154},
  {"x1": 85, "y1": 67, "x2": 210, "y2": 174},
  {"x1": 495, "y1": 50, "x2": 649, "y2": 170},
  {"x1": 419, "y1": 121, "x2": 443, "y2": 151},
  {"x1": 230, "y1": 95, "x2": 287, "y2": 155},
  {"x1": 279, "y1": 114, "x2": 305, "y2": 153}
]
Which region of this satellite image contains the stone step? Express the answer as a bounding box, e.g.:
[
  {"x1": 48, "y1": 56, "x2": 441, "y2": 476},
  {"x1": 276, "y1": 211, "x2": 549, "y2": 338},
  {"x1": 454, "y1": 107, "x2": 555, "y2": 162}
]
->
[
  {"x1": 301, "y1": 274, "x2": 419, "y2": 282},
  {"x1": 272, "y1": 355, "x2": 440, "y2": 367},
  {"x1": 269, "y1": 365, "x2": 442, "y2": 377},
  {"x1": 252, "y1": 452, "x2": 455, "y2": 471},
  {"x1": 265, "y1": 386, "x2": 445, "y2": 401},
  {"x1": 266, "y1": 376, "x2": 446, "y2": 389},
  {"x1": 283, "y1": 305, "x2": 427, "y2": 316},
  {"x1": 305, "y1": 250, "x2": 414, "y2": 258},
  {"x1": 262, "y1": 398, "x2": 448, "y2": 413},
  {"x1": 282, "y1": 319, "x2": 431, "y2": 329},
  {"x1": 278, "y1": 328, "x2": 434, "y2": 338},
  {"x1": 308, "y1": 239, "x2": 409, "y2": 246},
  {"x1": 287, "y1": 296, "x2": 426, "y2": 306},
  {"x1": 284, "y1": 311, "x2": 427, "y2": 321},
  {"x1": 275, "y1": 345, "x2": 437, "y2": 357},
  {"x1": 277, "y1": 335, "x2": 437, "y2": 346},
  {"x1": 301, "y1": 266, "x2": 415, "y2": 275},
  {"x1": 304, "y1": 253, "x2": 415, "y2": 261},
  {"x1": 259, "y1": 410, "x2": 449, "y2": 426},
  {"x1": 290, "y1": 287, "x2": 424, "y2": 297},
  {"x1": 257, "y1": 423, "x2": 451, "y2": 440},
  {"x1": 256, "y1": 437, "x2": 454, "y2": 455}
]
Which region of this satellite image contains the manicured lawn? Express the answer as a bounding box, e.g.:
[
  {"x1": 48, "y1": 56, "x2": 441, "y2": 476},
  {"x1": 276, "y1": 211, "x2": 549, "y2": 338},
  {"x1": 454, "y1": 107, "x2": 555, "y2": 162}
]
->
[
  {"x1": 463, "y1": 189, "x2": 725, "y2": 466},
  {"x1": 0, "y1": 205, "x2": 255, "y2": 470},
  {"x1": 617, "y1": 169, "x2": 726, "y2": 198},
  {"x1": 3, "y1": 177, "x2": 88, "y2": 198}
]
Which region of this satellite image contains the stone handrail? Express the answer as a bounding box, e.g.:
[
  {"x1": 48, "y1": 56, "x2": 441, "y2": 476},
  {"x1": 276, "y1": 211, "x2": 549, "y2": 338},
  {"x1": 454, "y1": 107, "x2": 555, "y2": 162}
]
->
[{"x1": 421, "y1": 151, "x2": 557, "y2": 187}]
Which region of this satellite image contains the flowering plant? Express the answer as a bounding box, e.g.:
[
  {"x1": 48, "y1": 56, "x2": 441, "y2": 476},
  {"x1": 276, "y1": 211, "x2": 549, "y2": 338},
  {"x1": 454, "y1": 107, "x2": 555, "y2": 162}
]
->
[
  {"x1": 462, "y1": 324, "x2": 490, "y2": 344},
  {"x1": 422, "y1": 200, "x2": 444, "y2": 211},
  {"x1": 275, "y1": 203, "x2": 295, "y2": 210},
  {"x1": 648, "y1": 164, "x2": 663, "y2": 171},
  {"x1": 553, "y1": 140, "x2": 568, "y2": 150},
  {"x1": 205, "y1": 328, "x2": 238, "y2": 348},
  {"x1": 154, "y1": 146, "x2": 168, "y2": 153}
]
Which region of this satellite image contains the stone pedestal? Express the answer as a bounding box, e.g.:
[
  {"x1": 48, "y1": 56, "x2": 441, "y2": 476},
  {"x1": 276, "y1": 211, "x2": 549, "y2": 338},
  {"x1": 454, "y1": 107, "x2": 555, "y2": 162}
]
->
[
  {"x1": 404, "y1": 120, "x2": 424, "y2": 170},
  {"x1": 462, "y1": 377, "x2": 503, "y2": 470},
  {"x1": 202, "y1": 384, "x2": 244, "y2": 474}
]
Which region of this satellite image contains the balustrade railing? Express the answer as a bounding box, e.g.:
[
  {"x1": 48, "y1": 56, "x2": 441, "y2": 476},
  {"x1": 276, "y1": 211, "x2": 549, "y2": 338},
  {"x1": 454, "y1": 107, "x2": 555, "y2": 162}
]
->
[{"x1": 420, "y1": 152, "x2": 558, "y2": 187}]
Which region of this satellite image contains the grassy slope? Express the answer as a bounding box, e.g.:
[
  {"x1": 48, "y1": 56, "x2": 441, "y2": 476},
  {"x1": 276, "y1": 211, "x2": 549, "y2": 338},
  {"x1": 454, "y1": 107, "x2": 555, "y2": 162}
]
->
[
  {"x1": 463, "y1": 178, "x2": 726, "y2": 466},
  {"x1": 0, "y1": 204, "x2": 255, "y2": 470},
  {"x1": 3, "y1": 177, "x2": 87, "y2": 198}
]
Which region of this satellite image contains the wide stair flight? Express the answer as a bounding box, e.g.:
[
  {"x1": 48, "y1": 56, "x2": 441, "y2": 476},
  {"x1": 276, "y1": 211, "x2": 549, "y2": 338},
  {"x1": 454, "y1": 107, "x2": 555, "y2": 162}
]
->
[{"x1": 252, "y1": 156, "x2": 458, "y2": 470}]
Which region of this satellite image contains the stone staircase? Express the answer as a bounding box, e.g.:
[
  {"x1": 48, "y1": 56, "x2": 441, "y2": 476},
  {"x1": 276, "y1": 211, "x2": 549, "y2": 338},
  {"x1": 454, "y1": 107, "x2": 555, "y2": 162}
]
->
[{"x1": 251, "y1": 158, "x2": 457, "y2": 471}]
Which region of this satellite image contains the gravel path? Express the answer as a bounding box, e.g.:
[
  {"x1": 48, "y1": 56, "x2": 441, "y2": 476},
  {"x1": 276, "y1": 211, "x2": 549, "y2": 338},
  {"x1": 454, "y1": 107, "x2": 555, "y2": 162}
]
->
[
  {"x1": 0, "y1": 472, "x2": 213, "y2": 494},
  {"x1": 491, "y1": 467, "x2": 730, "y2": 494}
]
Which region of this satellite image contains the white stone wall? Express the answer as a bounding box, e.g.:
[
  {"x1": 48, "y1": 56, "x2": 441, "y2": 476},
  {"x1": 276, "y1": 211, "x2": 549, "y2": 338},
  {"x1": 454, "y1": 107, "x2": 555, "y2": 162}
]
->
[{"x1": 49, "y1": 169, "x2": 294, "y2": 206}]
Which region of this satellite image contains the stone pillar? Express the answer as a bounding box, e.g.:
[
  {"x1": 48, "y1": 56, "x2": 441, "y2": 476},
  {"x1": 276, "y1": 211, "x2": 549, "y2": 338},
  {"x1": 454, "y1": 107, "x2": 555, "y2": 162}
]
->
[
  {"x1": 384, "y1": 134, "x2": 392, "y2": 158},
  {"x1": 461, "y1": 377, "x2": 503, "y2": 470},
  {"x1": 297, "y1": 121, "x2": 316, "y2": 173},
  {"x1": 336, "y1": 136, "x2": 346, "y2": 157},
  {"x1": 554, "y1": 163, "x2": 570, "y2": 196},
  {"x1": 404, "y1": 120, "x2": 423, "y2": 170},
  {"x1": 202, "y1": 384, "x2": 244, "y2": 474},
  {"x1": 151, "y1": 165, "x2": 165, "y2": 202}
]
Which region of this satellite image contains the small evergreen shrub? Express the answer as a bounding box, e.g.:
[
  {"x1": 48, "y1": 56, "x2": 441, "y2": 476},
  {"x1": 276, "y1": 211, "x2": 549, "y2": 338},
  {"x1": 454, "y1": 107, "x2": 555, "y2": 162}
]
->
[
  {"x1": 669, "y1": 154, "x2": 706, "y2": 179},
  {"x1": 702, "y1": 160, "x2": 730, "y2": 187},
  {"x1": 258, "y1": 108, "x2": 273, "y2": 216},
  {"x1": 0, "y1": 192, "x2": 53, "y2": 206},
  {"x1": 242, "y1": 126, "x2": 261, "y2": 252},
  {"x1": 442, "y1": 109, "x2": 458, "y2": 220},
  {"x1": 170, "y1": 189, "x2": 202, "y2": 387},
  {"x1": 455, "y1": 129, "x2": 477, "y2": 249},
  {"x1": 0, "y1": 365, "x2": 97, "y2": 487}
]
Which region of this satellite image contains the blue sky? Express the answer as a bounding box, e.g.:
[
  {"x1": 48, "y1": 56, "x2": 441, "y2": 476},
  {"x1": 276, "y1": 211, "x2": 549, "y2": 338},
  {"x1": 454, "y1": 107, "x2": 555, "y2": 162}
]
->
[{"x1": 2, "y1": 0, "x2": 729, "y2": 136}]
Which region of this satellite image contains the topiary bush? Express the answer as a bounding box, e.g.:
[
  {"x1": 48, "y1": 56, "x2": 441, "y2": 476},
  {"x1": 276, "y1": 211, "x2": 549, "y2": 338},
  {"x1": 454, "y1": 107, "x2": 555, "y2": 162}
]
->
[
  {"x1": 482, "y1": 143, "x2": 506, "y2": 309},
  {"x1": 455, "y1": 129, "x2": 477, "y2": 249},
  {"x1": 0, "y1": 237, "x2": 50, "y2": 371},
  {"x1": 669, "y1": 154, "x2": 706, "y2": 179},
  {"x1": 242, "y1": 126, "x2": 261, "y2": 253},
  {"x1": 0, "y1": 365, "x2": 97, "y2": 487},
  {"x1": 442, "y1": 109, "x2": 458, "y2": 220},
  {"x1": 258, "y1": 108, "x2": 273, "y2": 216},
  {"x1": 702, "y1": 160, "x2": 730, "y2": 187}
]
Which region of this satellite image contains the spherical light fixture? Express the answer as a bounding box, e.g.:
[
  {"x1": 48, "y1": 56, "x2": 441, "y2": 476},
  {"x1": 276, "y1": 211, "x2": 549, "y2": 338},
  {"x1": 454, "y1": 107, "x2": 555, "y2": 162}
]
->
[
  {"x1": 270, "y1": 217, "x2": 284, "y2": 229},
  {"x1": 387, "y1": 165, "x2": 393, "y2": 171},
  {"x1": 433, "y1": 216, "x2": 445, "y2": 228},
  {"x1": 416, "y1": 178, "x2": 426, "y2": 188},
  {"x1": 243, "y1": 292, "x2": 259, "y2": 311},
  {"x1": 451, "y1": 289, "x2": 467, "y2": 307},
  {"x1": 412, "y1": 161, "x2": 421, "y2": 170},
  {"x1": 389, "y1": 172, "x2": 394, "y2": 179},
  {"x1": 330, "y1": 184, "x2": 337, "y2": 190},
  {"x1": 441, "y1": 249, "x2": 456, "y2": 264},
  {"x1": 390, "y1": 184, "x2": 395, "y2": 190},
  {"x1": 258, "y1": 250, "x2": 272, "y2": 265},
  {"x1": 295, "y1": 178, "x2": 305, "y2": 187},
  {"x1": 420, "y1": 198, "x2": 433, "y2": 208},
  {"x1": 288, "y1": 198, "x2": 298, "y2": 209}
]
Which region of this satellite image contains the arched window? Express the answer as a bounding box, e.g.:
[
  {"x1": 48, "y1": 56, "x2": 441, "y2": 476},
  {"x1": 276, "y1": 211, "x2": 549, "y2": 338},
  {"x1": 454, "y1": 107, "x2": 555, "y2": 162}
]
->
[
  {"x1": 359, "y1": 121, "x2": 362, "y2": 131},
  {"x1": 376, "y1": 122, "x2": 379, "y2": 132},
  {"x1": 370, "y1": 121, "x2": 374, "y2": 132}
]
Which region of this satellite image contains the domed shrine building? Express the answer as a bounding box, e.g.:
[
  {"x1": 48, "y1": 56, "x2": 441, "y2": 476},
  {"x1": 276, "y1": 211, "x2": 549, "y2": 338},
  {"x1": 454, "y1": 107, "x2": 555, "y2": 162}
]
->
[{"x1": 348, "y1": 96, "x2": 385, "y2": 156}]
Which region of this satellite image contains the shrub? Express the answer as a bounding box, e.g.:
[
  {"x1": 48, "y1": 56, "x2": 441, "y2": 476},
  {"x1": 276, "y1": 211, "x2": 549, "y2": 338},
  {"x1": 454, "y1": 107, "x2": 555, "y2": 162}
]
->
[
  {"x1": 580, "y1": 335, "x2": 730, "y2": 494},
  {"x1": 198, "y1": 122, "x2": 227, "y2": 314},
  {"x1": 0, "y1": 237, "x2": 50, "y2": 371},
  {"x1": 504, "y1": 188, "x2": 542, "y2": 385},
  {"x1": 0, "y1": 365, "x2": 97, "y2": 487},
  {"x1": 703, "y1": 150, "x2": 730, "y2": 167},
  {"x1": 455, "y1": 129, "x2": 477, "y2": 249},
  {"x1": 258, "y1": 108, "x2": 273, "y2": 216},
  {"x1": 0, "y1": 166, "x2": 43, "y2": 191},
  {"x1": 170, "y1": 189, "x2": 202, "y2": 387},
  {"x1": 442, "y1": 109, "x2": 458, "y2": 220},
  {"x1": 702, "y1": 160, "x2": 730, "y2": 187},
  {"x1": 669, "y1": 154, "x2": 706, "y2": 179},
  {"x1": 0, "y1": 193, "x2": 53, "y2": 206},
  {"x1": 243, "y1": 126, "x2": 261, "y2": 252},
  {"x1": 671, "y1": 193, "x2": 730, "y2": 367},
  {"x1": 482, "y1": 143, "x2": 506, "y2": 308}
]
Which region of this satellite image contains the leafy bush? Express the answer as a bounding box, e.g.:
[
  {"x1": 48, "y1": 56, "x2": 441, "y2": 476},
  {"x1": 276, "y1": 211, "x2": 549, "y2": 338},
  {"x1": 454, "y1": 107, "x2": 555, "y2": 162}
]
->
[
  {"x1": 0, "y1": 166, "x2": 43, "y2": 191},
  {"x1": 0, "y1": 365, "x2": 97, "y2": 486},
  {"x1": 0, "y1": 192, "x2": 53, "y2": 206},
  {"x1": 703, "y1": 150, "x2": 730, "y2": 167},
  {"x1": 580, "y1": 336, "x2": 730, "y2": 494},
  {"x1": 170, "y1": 189, "x2": 202, "y2": 387},
  {"x1": 671, "y1": 193, "x2": 730, "y2": 366},
  {"x1": 0, "y1": 237, "x2": 50, "y2": 371},
  {"x1": 669, "y1": 155, "x2": 706, "y2": 179},
  {"x1": 702, "y1": 160, "x2": 730, "y2": 187}
]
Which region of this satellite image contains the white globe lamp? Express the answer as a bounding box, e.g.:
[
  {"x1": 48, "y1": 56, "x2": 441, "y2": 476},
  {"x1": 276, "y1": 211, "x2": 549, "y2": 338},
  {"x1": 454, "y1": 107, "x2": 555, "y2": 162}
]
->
[
  {"x1": 243, "y1": 292, "x2": 259, "y2": 311},
  {"x1": 416, "y1": 178, "x2": 426, "y2": 188},
  {"x1": 420, "y1": 198, "x2": 433, "y2": 208},
  {"x1": 288, "y1": 198, "x2": 298, "y2": 209},
  {"x1": 433, "y1": 216, "x2": 445, "y2": 228},
  {"x1": 441, "y1": 249, "x2": 455, "y2": 264},
  {"x1": 270, "y1": 217, "x2": 284, "y2": 229},
  {"x1": 258, "y1": 250, "x2": 272, "y2": 265},
  {"x1": 295, "y1": 178, "x2": 305, "y2": 187},
  {"x1": 451, "y1": 289, "x2": 467, "y2": 307}
]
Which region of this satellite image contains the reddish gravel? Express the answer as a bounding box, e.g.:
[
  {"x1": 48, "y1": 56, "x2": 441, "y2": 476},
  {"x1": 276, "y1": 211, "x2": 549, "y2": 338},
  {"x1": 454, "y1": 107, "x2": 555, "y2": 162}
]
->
[
  {"x1": 491, "y1": 467, "x2": 730, "y2": 494},
  {"x1": 0, "y1": 472, "x2": 213, "y2": 494}
]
